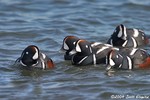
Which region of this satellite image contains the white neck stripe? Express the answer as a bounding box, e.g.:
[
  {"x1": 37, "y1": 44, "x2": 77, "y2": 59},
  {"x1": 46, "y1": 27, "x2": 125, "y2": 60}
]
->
[
  {"x1": 33, "y1": 48, "x2": 39, "y2": 60},
  {"x1": 20, "y1": 60, "x2": 27, "y2": 66},
  {"x1": 123, "y1": 25, "x2": 127, "y2": 39},
  {"x1": 131, "y1": 37, "x2": 137, "y2": 47}
]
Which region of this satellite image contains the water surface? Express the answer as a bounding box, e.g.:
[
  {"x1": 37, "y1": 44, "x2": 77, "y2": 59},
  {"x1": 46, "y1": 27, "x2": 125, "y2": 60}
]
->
[{"x1": 0, "y1": 0, "x2": 150, "y2": 100}]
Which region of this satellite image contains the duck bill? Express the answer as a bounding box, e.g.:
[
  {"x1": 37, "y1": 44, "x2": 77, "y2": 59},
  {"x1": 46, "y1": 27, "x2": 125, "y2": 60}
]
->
[{"x1": 139, "y1": 57, "x2": 150, "y2": 69}]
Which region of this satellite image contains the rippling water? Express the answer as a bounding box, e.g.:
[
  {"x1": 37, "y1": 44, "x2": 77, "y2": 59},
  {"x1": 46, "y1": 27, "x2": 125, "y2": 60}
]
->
[{"x1": 0, "y1": 0, "x2": 150, "y2": 99}]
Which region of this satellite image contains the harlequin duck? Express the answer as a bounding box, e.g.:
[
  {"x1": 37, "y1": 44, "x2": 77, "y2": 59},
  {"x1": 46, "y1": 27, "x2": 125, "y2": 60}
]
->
[
  {"x1": 106, "y1": 48, "x2": 150, "y2": 70},
  {"x1": 107, "y1": 24, "x2": 149, "y2": 47},
  {"x1": 16, "y1": 45, "x2": 54, "y2": 69},
  {"x1": 61, "y1": 36, "x2": 80, "y2": 60},
  {"x1": 71, "y1": 39, "x2": 119, "y2": 65}
]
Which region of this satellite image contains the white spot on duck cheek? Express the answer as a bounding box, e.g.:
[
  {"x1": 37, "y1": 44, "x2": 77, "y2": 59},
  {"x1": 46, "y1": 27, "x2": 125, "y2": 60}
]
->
[
  {"x1": 86, "y1": 45, "x2": 88, "y2": 48},
  {"x1": 73, "y1": 42, "x2": 76, "y2": 45},
  {"x1": 131, "y1": 37, "x2": 137, "y2": 47},
  {"x1": 32, "y1": 48, "x2": 39, "y2": 60},
  {"x1": 116, "y1": 55, "x2": 119, "y2": 58},
  {"x1": 63, "y1": 42, "x2": 69, "y2": 50}
]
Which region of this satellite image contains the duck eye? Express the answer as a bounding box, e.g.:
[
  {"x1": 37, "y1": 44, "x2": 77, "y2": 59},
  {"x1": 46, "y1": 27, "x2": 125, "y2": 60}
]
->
[{"x1": 26, "y1": 52, "x2": 29, "y2": 54}]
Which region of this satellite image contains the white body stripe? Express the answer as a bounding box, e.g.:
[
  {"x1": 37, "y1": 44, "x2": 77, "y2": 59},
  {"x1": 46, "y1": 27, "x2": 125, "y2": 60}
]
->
[
  {"x1": 127, "y1": 56, "x2": 132, "y2": 69},
  {"x1": 119, "y1": 64, "x2": 122, "y2": 68},
  {"x1": 91, "y1": 42, "x2": 102, "y2": 47},
  {"x1": 133, "y1": 29, "x2": 139, "y2": 37},
  {"x1": 78, "y1": 56, "x2": 88, "y2": 64},
  {"x1": 130, "y1": 48, "x2": 137, "y2": 56},
  {"x1": 93, "y1": 54, "x2": 96, "y2": 65},
  {"x1": 122, "y1": 40, "x2": 128, "y2": 47},
  {"x1": 96, "y1": 46, "x2": 109, "y2": 54}
]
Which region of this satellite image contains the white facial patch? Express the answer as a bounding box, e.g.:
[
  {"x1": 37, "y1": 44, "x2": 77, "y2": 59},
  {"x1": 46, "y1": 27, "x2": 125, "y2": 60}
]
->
[
  {"x1": 133, "y1": 29, "x2": 139, "y2": 37},
  {"x1": 32, "y1": 47, "x2": 39, "y2": 60},
  {"x1": 63, "y1": 42, "x2": 69, "y2": 50}
]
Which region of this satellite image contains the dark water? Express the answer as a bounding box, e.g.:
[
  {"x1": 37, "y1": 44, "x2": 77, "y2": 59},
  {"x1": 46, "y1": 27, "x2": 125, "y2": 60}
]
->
[{"x1": 0, "y1": 0, "x2": 150, "y2": 100}]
